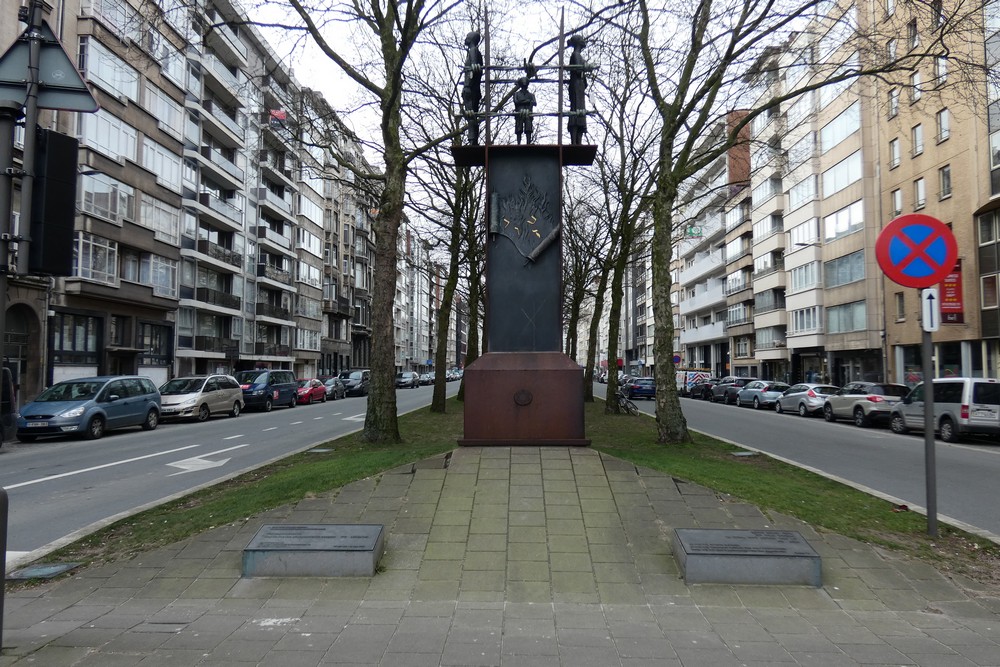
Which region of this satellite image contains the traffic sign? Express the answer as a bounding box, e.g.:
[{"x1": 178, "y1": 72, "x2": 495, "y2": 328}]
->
[
  {"x1": 921, "y1": 288, "x2": 939, "y2": 332},
  {"x1": 0, "y1": 20, "x2": 98, "y2": 112},
  {"x1": 875, "y1": 214, "x2": 958, "y2": 288}
]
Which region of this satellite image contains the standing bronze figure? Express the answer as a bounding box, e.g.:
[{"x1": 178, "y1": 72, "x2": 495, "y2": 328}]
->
[
  {"x1": 567, "y1": 34, "x2": 588, "y2": 145},
  {"x1": 513, "y1": 77, "x2": 536, "y2": 144},
  {"x1": 462, "y1": 31, "x2": 483, "y2": 145}
]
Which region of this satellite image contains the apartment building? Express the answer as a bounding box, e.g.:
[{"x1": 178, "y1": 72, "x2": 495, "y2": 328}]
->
[{"x1": 0, "y1": 0, "x2": 395, "y2": 402}]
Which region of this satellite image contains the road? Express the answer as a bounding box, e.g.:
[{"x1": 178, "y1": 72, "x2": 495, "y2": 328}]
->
[
  {"x1": 615, "y1": 389, "x2": 1000, "y2": 541},
  {"x1": 1, "y1": 385, "x2": 455, "y2": 572}
]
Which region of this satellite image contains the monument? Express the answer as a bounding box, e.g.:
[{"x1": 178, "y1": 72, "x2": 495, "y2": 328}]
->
[{"x1": 453, "y1": 29, "x2": 595, "y2": 447}]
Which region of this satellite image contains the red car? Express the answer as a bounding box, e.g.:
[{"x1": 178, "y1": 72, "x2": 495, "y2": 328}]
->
[{"x1": 296, "y1": 378, "x2": 327, "y2": 404}]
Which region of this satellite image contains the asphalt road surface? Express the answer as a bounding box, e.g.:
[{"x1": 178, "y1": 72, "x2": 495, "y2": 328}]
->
[
  {"x1": 605, "y1": 386, "x2": 1000, "y2": 541},
  {"x1": 2, "y1": 384, "x2": 456, "y2": 572}
]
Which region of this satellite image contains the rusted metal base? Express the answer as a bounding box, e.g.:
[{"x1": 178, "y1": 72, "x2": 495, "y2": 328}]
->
[{"x1": 459, "y1": 352, "x2": 590, "y2": 447}]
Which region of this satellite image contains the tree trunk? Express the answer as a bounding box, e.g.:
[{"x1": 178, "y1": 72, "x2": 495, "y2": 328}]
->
[
  {"x1": 604, "y1": 249, "x2": 628, "y2": 412},
  {"x1": 651, "y1": 175, "x2": 691, "y2": 444},
  {"x1": 583, "y1": 268, "x2": 609, "y2": 401}
]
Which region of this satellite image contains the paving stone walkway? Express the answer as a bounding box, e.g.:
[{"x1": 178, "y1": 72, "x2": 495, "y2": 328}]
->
[{"x1": 2, "y1": 446, "x2": 998, "y2": 665}]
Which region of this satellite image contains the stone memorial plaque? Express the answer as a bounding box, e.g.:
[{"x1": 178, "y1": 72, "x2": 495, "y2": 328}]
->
[
  {"x1": 243, "y1": 524, "x2": 385, "y2": 578},
  {"x1": 673, "y1": 528, "x2": 821, "y2": 587}
]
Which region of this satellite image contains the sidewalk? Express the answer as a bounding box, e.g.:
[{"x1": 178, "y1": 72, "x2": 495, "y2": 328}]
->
[{"x1": 2, "y1": 446, "x2": 998, "y2": 666}]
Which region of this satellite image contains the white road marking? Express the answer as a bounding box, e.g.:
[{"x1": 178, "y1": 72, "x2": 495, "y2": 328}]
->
[
  {"x1": 313, "y1": 417, "x2": 323, "y2": 421},
  {"x1": 167, "y1": 445, "x2": 249, "y2": 476},
  {"x1": 262, "y1": 427, "x2": 278, "y2": 432},
  {"x1": 290, "y1": 421, "x2": 303, "y2": 425},
  {"x1": 223, "y1": 434, "x2": 243, "y2": 440},
  {"x1": 4, "y1": 445, "x2": 201, "y2": 490},
  {"x1": 344, "y1": 413, "x2": 366, "y2": 422}
]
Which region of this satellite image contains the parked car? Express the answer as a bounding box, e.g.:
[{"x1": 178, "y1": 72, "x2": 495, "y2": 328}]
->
[
  {"x1": 234, "y1": 369, "x2": 297, "y2": 412},
  {"x1": 159, "y1": 375, "x2": 243, "y2": 421},
  {"x1": 823, "y1": 381, "x2": 910, "y2": 427},
  {"x1": 339, "y1": 369, "x2": 371, "y2": 396},
  {"x1": 17, "y1": 376, "x2": 161, "y2": 442},
  {"x1": 711, "y1": 377, "x2": 758, "y2": 404},
  {"x1": 736, "y1": 381, "x2": 790, "y2": 409},
  {"x1": 623, "y1": 377, "x2": 656, "y2": 400},
  {"x1": 396, "y1": 371, "x2": 420, "y2": 389},
  {"x1": 889, "y1": 377, "x2": 1000, "y2": 442},
  {"x1": 320, "y1": 376, "x2": 347, "y2": 400},
  {"x1": 419, "y1": 373, "x2": 434, "y2": 386},
  {"x1": 775, "y1": 383, "x2": 841, "y2": 417},
  {"x1": 296, "y1": 378, "x2": 327, "y2": 404},
  {"x1": 688, "y1": 378, "x2": 720, "y2": 400}
]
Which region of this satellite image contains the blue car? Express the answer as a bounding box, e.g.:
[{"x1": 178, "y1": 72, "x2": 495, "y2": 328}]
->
[
  {"x1": 624, "y1": 377, "x2": 657, "y2": 400},
  {"x1": 17, "y1": 376, "x2": 161, "y2": 442}
]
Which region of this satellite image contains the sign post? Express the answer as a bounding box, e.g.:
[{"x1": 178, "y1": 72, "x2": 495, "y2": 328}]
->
[{"x1": 875, "y1": 214, "x2": 958, "y2": 537}]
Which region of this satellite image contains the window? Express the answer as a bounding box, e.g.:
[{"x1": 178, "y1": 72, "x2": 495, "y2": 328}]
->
[
  {"x1": 788, "y1": 132, "x2": 815, "y2": 170},
  {"x1": 819, "y1": 52, "x2": 859, "y2": 108},
  {"x1": 78, "y1": 36, "x2": 139, "y2": 103},
  {"x1": 886, "y1": 0, "x2": 895, "y2": 15},
  {"x1": 298, "y1": 195, "x2": 323, "y2": 226},
  {"x1": 827, "y1": 301, "x2": 867, "y2": 333},
  {"x1": 823, "y1": 200, "x2": 864, "y2": 241},
  {"x1": 892, "y1": 189, "x2": 903, "y2": 216},
  {"x1": 789, "y1": 262, "x2": 820, "y2": 292},
  {"x1": 786, "y1": 92, "x2": 813, "y2": 128},
  {"x1": 937, "y1": 108, "x2": 950, "y2": 142},
  {"x1": 887, "y1": 38, "x2": 897, "y2": 61},
  {"x1": 888, "y1": 138, "x2": 900, "y2": 168},
  {"x1": 140, "y1": 195, "x2": 181, "y2": 244},
  {"x1": 824, "y1": 250, "x2": 865, "y2": 287},
  {"x1": 914, "y1": 177, "x2": 926, "y2": 209},
  {"x1": 144, "y1": 83, "x2": 183, "y2": 140},
  {"x1": 909, "y1": 71, "x2": 922, "y2": 102},
  {"x1": 791, "y1": 306, "x2": 822, "y2": 333},
  {"x1": 821, "y1": 150, "x2": 862, "y2": 198},
  {"x1": 888, "y1": 88, "x2": 899, "y2": 117},
  {"x1": 297, "y1": 261, "x2": 321, "y2": 287},
  {"x1": 934, "y1": 56, "x2": 947, "y2": 85},
  {"x1": 142, "y1": 254, "x2": 178, "y2": 298},
  {"x1": 138, "y1": 323, "x2": 171, "y2": 365},
  {"x1": 932, "y1": 0, "x2": 944, "y2": 28},
  {"x1": 983, "y1": 275, "x2": 999, "y2": 309},
  {"x1": 74, "y1": 232, "x2": 117, "y2": 284},
  {"x1": 78, "y1": 108, "x2": 137, "y2": 162},
  {"x1": 141, "y1": 137, "x2": 182, "y2": 191},
  {"x1": 912, "y1": 124, "x2": 924, "y2": 156},
  {"x1": 51, "y1": 313, "x2": 100, "y2": 364},
  {"x1": 789, "y1": 175, "x2": 817, "y2": 210},
  {"x1": 939, "y1": 165, "x2": 952, "y2": 199},
  {"x1": 895, "y1": 292, "x2": 906, "y2": 320},
  {"x1": 908, "y1": 19, "x2": 919, "y2": 50},
  {"x1": 789, "y1": 218, "x2": 819, "y2": 246},
  {"x1": 79, "y1": 171, "x2": 135, "y2": 223},
  {"x1": 980, "y1": 211, "x2": 997, "y2": 244},
  {"x1": 297, "y1": 228, "x2": 322, "y2": 257},
  {"x1": 820, "y1": 101, "x2": 860, "y2": 153}
]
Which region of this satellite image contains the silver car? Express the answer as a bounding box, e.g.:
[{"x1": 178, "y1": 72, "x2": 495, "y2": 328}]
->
[
  {"x1": 822, "y1": 381, "x2": 910, "y2": 427},
  {"x1": 776, "y1": 383, "x2": 841, "y2": 417},
  {"x1": 159, "y1": 375, "x2": 244, "y2": 421}
]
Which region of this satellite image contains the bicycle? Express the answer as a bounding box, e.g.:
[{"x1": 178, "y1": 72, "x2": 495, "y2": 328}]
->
[{"x1": 616, "y1": 389, "x2": 639, "y2": 416}]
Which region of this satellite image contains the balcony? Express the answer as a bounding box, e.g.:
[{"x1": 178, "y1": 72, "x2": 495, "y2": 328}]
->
[
  {"x1": 679, "y1": 321, "x2": 727, "y2": 346},
  {"x1": 724, "y1": 280, "x2": 750, "y2": 296},
  {"x1": 256, "y1": 224, "x2": 292, "y2": 250},
  {"x1": 202, "y1": 53, "x2": 246, "y2": 105},
  {"x1": 195, "y1": 239, "x2": 243, "y2": 269},
  {"x1": 201, "y1": 99, "x2": 244, "y2": 144},
  {"x1": 254, "y1": 342, "x2": 291, "y2": 356},
  {"x1": 679, "y1": 250, "x2": 725, "y2": 285},
  {"x1": 260, "y1": 113, "x2": 296, "y2": 149},
  {"x1": 194, "y1": 336, "x2": 238, "y2": 353},
  {"x1": 256, "y1": 186, "x2": 293, "y2": 219},
  {"x1": 679, "y1": 283, "x2": 725, "y2": 314},
  {"x1": 752, "y1": 259, "x2": 784, "y2": 279},
  {"x1": 200, "y1": 145, "x2": 244, "y2": 182},
  {"x1": 204, "y1": 22, "x2": 247, "y2": 66},
  {"x1": 258, "y1": 150, "x2": 297, "y2": 189},
  {"x1": 198, "y1": 192, "x2": 243, "y2": 226},
  {"x1": 256, "y1": 302, "x2": 291, "y2": 320},
  {"x1": 256, "y1": 263, "x2": 294, "y2": 286},
  {"x1": 195, "y1": 287, "x2": 241, "y2": 311}
]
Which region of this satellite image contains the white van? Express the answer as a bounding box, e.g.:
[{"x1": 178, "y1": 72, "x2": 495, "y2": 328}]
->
[{"x1": 889, "y1": 377, "x2": 1000, "y2": 442}]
